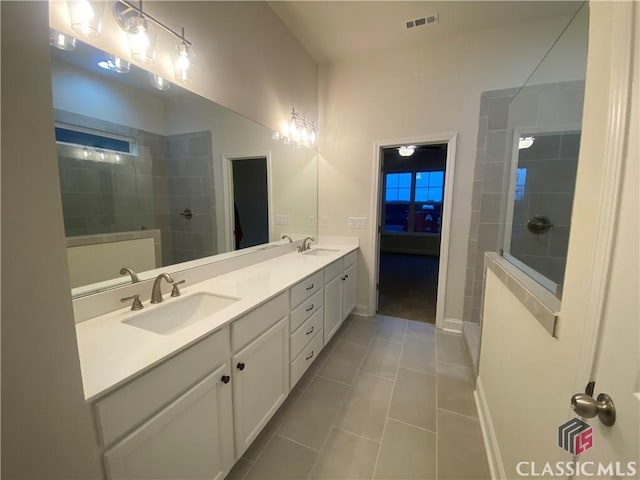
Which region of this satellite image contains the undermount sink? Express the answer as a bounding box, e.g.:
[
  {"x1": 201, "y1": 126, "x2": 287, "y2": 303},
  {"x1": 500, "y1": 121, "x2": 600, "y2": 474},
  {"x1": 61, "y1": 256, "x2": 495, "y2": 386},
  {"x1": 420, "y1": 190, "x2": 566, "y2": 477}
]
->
[
  {"x1": 123, "y1": 292, "x2": 240, "y2": 335},
  {"x1": 303, "y1": 248, "x2": 339, "y2": 256}
]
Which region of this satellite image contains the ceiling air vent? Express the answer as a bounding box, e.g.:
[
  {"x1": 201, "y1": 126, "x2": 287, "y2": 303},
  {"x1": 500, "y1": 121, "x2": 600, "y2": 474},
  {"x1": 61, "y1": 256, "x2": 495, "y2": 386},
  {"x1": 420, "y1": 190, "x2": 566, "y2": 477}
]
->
[{"x1": 405, "y1": 13, "x2": 439, "y2": 30}]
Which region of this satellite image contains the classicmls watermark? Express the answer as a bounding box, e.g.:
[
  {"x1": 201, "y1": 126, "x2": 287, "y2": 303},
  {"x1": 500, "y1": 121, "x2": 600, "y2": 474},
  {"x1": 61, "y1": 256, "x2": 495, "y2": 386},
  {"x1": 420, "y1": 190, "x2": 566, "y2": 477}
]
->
[{"x1": 515, "y1": 418, "x2": 639, "y2": 477}]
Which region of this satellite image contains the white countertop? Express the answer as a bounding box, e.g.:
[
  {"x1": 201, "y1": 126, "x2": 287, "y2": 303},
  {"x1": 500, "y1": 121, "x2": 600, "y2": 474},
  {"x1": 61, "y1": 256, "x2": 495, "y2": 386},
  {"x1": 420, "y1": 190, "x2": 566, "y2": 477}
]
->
[{"x1": 76, "y1": 244, "x2": 358, "y2": 401}]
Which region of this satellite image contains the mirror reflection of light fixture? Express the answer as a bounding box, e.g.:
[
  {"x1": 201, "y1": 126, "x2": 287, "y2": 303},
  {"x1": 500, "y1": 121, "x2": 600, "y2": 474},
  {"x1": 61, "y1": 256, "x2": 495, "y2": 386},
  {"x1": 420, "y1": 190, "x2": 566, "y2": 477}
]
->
[
  {"x1": 398, "y1": 145, "x2": 416, "y2": 157},
  {"x1": 49, "y1": 29, "x2": 77, "y2": 50},
  {"x1": 98, "y1": 54, "x2": 131, "y2": 73},
  {"x1": 67, "y1": 0, "x2": 104, "y2": 38},
  {"x1": 148, "y1": 72, "x2": 170, "y2": 91},
  {"x1": 519, "y1": 136, "x2": 535, "y2": 149},
  {"x1": 173, "y1": 28, "x2": 194, "y2": 83}
]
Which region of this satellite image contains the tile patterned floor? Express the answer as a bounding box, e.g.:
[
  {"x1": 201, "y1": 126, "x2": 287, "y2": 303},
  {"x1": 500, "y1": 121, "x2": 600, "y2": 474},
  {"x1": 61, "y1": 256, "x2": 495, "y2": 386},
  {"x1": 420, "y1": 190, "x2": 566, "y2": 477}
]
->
[{"x1": 226, "y1": 315, "x2": 491, "y2": 480}]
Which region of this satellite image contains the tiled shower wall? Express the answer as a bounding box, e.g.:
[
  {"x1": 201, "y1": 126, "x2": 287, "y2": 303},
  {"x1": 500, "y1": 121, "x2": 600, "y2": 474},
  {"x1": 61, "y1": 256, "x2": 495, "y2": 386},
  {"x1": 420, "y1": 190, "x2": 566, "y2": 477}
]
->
[
  {"x1": 166, "y1": 131, "x2": 217, "y2": 264},
  {"x1": 464, "y1": 80, "x2": 585, "y2": 326}
]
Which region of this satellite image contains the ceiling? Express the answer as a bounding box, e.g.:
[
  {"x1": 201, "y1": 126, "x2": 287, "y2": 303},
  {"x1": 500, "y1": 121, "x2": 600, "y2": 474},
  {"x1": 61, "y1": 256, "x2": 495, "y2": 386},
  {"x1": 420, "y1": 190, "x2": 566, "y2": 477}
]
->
[{"x1": 268, "y1": 1, "x2": 583, "y2": 64}]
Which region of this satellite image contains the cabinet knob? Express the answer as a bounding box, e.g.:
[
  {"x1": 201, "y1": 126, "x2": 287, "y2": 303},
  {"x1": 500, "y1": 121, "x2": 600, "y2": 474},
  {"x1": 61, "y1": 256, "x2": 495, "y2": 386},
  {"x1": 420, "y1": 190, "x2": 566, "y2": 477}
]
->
[
  {"x1": 237, "y1": 362, "x2": 246, "y2": 371},
  {"x1": 221, "y1": 375, "x2": 230, "y2": 384}
]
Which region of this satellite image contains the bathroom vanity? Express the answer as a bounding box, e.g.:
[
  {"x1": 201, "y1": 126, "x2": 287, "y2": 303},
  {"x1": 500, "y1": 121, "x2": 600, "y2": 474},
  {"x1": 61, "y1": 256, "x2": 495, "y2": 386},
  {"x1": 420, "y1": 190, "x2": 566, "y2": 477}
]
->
[{"x1": 75, "y1": 243, "x2": 358, "y2": 479}]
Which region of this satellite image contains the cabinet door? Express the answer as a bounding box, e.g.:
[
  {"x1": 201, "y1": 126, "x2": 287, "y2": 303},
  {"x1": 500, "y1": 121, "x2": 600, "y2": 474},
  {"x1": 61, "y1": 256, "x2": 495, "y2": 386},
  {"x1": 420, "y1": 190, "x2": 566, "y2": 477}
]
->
[
  {"x1": 324, "y1": 274, "x2": 343, "y2": 344},
  {"x1": 342, "y1": 263, "x2": 357, "y2": 320},
  {"x1": 232, "y1": 317, "x2": 289, "y2": 457},
  {"x1": 103, "y1": 366, "x2": 234, "y2": 480}
]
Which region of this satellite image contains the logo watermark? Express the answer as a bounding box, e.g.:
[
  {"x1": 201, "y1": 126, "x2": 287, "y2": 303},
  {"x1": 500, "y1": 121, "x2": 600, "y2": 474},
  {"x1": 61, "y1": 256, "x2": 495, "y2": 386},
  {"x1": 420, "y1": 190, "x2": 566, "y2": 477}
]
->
[{"x1": 558, "y1": 418, "x2": 593, "y2": 455}]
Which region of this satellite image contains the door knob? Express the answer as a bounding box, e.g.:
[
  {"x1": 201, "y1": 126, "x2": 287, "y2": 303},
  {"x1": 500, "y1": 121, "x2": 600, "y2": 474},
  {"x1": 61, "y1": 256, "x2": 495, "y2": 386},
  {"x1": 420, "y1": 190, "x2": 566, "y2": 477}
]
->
[{"x1": 571, "y1": 392, "x2": 616, "y2": 426}]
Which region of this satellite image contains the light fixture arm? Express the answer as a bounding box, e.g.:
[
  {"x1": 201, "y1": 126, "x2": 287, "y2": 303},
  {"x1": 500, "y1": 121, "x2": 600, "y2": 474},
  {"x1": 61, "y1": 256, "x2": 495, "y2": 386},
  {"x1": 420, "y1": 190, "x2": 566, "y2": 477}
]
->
[{"x1": 114, "y1": 0, "x2": 192, "y2": 46}]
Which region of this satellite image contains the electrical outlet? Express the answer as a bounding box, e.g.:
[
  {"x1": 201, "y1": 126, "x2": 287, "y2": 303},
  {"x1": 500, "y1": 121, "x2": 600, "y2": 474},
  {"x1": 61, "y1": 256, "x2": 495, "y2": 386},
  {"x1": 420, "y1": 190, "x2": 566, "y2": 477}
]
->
[
  {"x1": 347, "y1": 217, "x2": 367, "y2": 229},
  {"x1": 319, "y1": 216, "x2": 329, "y2": 227}
]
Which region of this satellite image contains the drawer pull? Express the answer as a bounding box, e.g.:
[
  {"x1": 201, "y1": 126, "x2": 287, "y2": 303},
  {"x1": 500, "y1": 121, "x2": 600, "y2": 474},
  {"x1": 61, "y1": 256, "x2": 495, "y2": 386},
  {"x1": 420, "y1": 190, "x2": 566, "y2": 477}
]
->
[
  {"x1": 221, "y1": 375, "x2": 230, "y2": 384},
  {"x1": 306, "y1": 326, "x2": 315, "y2": 336},
  {"x1": 306, "y1": 350, "x2": 314, "y2": 361},
  {"x1": 237, "y1": 362, "x2": 246, "y2": 371},
  {"x1": 305, "y1": 304, "x2": 314, "y2": 312},
  {"x1": 306, "y1": 283, "x2": 314, "y2": 291}
]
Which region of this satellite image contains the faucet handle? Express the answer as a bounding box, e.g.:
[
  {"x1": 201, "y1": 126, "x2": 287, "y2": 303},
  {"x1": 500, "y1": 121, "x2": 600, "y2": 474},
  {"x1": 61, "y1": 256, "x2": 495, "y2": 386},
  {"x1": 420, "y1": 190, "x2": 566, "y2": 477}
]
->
[
  {"x1": 121, "y1": 294, "x2": 144, "y2": 311},
  {"x1": 171, "y1": 280, "x2": 186, "y2": 297}
]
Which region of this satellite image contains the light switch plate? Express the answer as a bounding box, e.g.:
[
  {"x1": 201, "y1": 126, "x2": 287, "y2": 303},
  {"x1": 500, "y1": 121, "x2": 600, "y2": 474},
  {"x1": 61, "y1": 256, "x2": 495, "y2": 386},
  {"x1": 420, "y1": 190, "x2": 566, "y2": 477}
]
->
[
  {"x1": 319, "y1": 217, "x2": 329, "y2": 227},
  {"x1": 347, "y1": 217, "x2": 367, "y2": 229},
  {"x1": 275, "y1": 214, "x2": 290, "y2": 226}
]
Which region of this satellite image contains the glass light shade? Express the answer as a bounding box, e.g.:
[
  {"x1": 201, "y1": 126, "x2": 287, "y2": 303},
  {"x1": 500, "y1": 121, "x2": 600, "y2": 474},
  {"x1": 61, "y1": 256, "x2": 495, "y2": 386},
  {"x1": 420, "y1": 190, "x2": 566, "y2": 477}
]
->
[
  {"x1": 127, "y1": 15, "x2": 157, "y2": 64},
  {"x1": 108, "y1": 55, "x2": 130, "y2": 73},
  {"x1": 67, "y1": 0, "x2": 104, "y2": 38},
  {"x1": 148, "y1": 72, "x2": 170, "y2": 91},
  {"x1": 398, "y1": 145, "x2": 416, "y2": 157},
  {"x1": 49, "y1": 29, "x2": 76, "y2": 50},
  {"x1": 173, "y1": 43, "x2": 194, "y2": 83}
]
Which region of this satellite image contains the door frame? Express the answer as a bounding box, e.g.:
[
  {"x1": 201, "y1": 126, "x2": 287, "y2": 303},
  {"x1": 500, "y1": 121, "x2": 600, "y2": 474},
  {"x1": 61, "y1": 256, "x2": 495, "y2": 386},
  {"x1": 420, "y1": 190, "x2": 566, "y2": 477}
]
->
[
  {"x1": 222, "y1": 152, "x2": 273, "y2": 252},
  {"x1": 369, "y1": 132, "x2": 458, "y2": 330}
]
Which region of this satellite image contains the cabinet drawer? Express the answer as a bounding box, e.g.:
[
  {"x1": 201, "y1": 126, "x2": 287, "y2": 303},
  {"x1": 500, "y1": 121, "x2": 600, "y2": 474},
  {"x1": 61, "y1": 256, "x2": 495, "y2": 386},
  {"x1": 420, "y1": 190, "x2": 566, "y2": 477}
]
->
[
  {"x1": 343, "y1": 251, "x2": 357, "y2": 268},
  {"x1": 231, "y1": 292, "x2": 288, "y2": 352},
  {"x1": 324, "y1": 259, "x2": 343, "y2": 284},
  {"x1": 290, "y1": 329, "x2": 324, "y2": 388},
  {"x1": 290, "y1": 289, "x2": 323, "y2": 332},
  {"x1": 290, "y1": 307, "x2": 323, "y2": 360},
  {"x1": 290, "y1": 271, "x2": 323, "y2": 309},
  {"x1": 96, "y1": 327, "x2": 230, "y2": 447}
]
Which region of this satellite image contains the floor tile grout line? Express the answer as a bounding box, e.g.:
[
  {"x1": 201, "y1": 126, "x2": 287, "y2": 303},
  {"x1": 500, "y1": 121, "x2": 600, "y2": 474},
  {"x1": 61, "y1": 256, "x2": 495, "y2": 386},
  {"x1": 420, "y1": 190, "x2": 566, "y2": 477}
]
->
[
  {"x1": 273, "y1": 432, "x2": 321, "y2": 453},
  {"x1": 386, "y1": 416, "x2": 438, "y2": 435},
  {"x1": 398, "y1": 365, "x2": 437, "y2": 377},
  {"x1": 332, "y1": 425, "x2": 382, "y2": 445},
  {"x1": 438, "y1": 407, "x2": 481, "y2": 422}
]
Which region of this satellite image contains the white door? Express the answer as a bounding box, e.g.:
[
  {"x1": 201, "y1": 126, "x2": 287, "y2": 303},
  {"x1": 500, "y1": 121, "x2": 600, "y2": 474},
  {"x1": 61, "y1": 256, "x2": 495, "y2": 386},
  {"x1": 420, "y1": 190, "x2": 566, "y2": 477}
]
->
[
  {"x1": 572, "y1": 5, "x2": 639, "y2": 470},
  {"x1": 232, "y1": 317, "x2": 289, "y2": 457},
  {"x1": 103, "y1": 368, "x2": 234, "y2": 480}
]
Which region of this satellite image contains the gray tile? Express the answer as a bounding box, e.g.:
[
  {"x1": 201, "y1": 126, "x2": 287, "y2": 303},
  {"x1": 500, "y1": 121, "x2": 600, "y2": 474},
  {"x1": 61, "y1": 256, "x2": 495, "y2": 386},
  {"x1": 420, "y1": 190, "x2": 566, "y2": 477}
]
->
[
  {"x1": 437, "y1": 410, "x2": 491, "y2": 480},
  {"x1": 485, "y1": 129, "x2": 508, "y2": 162},
  {"x1": 487, "y1": 96, "x2": 511, "y2": 130},
  {"x1": 243, "y1": 388, "x2": 303, "y2": 461},
  {"x1": 335, "y1": 373, "x2": 394, "y2": 442},
  {"x1": 360, "y1": 339, "x2": 401, "y2": 380},
  {"x1": 507, "y1": 92, "x2": 539, "y2": 129},
  {"x1": 388, "y1": 368, "x2": 436, "y2": 431},
  {"x1": 437, "y1": 362, "x2": 478, "y2": 418},
  {"x1": 405, "y1": 320, "x2": 435, "y2": 340},
  {"x1": 519, "y1": 158, "x2": 578, "y2": 194},
  {"x1": 560, "y1": 132, "x2": 581, "y2": 159},
  {"x1": 399, "y1": 336, "x2": 436, "y2": 374},
  {"x1": 472, "y1": 180, "x2": 482, "y2": 209},
  {"x1": 510, "y1": 224, "x2": 551, "y2": 256},
  {"x1": 225, "y1": 458, "x2": 252, "y2": 480},
  {"x1": 309, "y1": 428, "x2": 379, "y2": 480},
  {"x1": 477, "y1": 117, "x2": 488, "y2": 149},
  {"x1": 375, "y1": 315, "x2": 407, "y2": 343},
  {"x1": 337, "y1": 316, "x2": 378, "y2": 346},
  {"x1": 537, "y1": 87, "x2": 585, "y2": 127},
  {"x1": 482, "y1": 162, "x2": 507, "y2": 194},
  {"x1": 436, "y1": 331, "x2": 468, "y2": 366},
  {"x1": 479, "y1": 193, "x2": 502, "y2": 223},
  {"x1": 374, "y1": 419, "x2": 436, "y2": 479},
  {"x1": 244, "y1": 435, "x2": 318, "y2": 480},
  {"x1": 318, "y1": 340, "x2": 368, "y2": 385},
  {"x1": 278, "y1": 376, "x2": 349, "y2": 450},
  {"x1": 518, "y1": 133, "x2": 561, "y2": 161},
  {"x1": 477, "y1": 222, "x2": 499, "y2": 251}
]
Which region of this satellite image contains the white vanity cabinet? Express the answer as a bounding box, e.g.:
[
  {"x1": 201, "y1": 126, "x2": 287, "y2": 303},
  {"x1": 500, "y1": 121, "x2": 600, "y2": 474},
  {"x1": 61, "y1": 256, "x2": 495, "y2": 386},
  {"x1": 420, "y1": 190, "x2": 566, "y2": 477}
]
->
[
  {"x1": 99, "y1": 328, "x2": 234, "y2": 480},
  {"x1": 289, "y1": 271, "x2": 324, "y2": 388},
  {"x1": 230, "y1": 293, "x2": 289, "y2": 457},
  {"x1": 324, "y1": 251, "x2": 358, "y2": 344}
]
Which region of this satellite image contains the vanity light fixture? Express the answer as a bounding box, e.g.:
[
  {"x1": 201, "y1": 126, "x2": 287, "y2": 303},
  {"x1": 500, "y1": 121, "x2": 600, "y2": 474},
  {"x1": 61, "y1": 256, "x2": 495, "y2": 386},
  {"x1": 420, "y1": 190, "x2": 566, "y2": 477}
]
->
[
  {"x1": 149, "y1": 72, "x2": 170, "y2": 91},
  {"x1": 67, "y1": 0, "x2": 104, "y2": 38},
  {"x1": 173, "y1": 27, "x2": 194, "y2": 83},
  {"x1": 278, "y1": 108, "x2": 318, "y2": 148},
  {"x1": 125, "y1": 4, "x2": 157, "y2": 64},
  {"x1": 49, "y1": 29, "x2": 77, "y2": 50},
  {"x1": 398, "y1": 145, "x2": 416, "y2": 157},
  {"x1": 519, "y1": 136, "x2": 535, "y2": 149}
]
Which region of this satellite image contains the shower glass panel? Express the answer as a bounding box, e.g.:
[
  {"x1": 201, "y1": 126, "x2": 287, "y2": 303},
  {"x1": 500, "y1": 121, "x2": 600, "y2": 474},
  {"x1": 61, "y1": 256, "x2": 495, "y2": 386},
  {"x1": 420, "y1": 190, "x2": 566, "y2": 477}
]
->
[{"x1": 502, "y1": 3, "x2": 588, "y2": 297}]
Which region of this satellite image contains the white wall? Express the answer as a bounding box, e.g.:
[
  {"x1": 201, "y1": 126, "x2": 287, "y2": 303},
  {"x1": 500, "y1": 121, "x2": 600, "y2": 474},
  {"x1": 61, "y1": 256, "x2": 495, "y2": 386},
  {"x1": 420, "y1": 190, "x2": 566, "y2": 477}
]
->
[
  {"x1": 477, "y1": 3, "x2": 631, "y2": 476},
  {"x1": 49, "y1": 1, "x2": 318, "y2": 134},
  {"x1": 1, "y1": 2, "x2": 103, "y2": 478},
  {"x1": 317, "y1": 14, "x2": 578, "y2": 319},
  {"x1": 51, "y1": 59, "x2": 168, "y2": 135}
]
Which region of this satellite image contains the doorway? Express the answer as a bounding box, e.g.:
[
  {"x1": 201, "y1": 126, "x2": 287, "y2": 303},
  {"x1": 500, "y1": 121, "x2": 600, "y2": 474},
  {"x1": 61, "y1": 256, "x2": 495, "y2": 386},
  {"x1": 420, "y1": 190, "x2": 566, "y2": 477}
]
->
[
  {"x1": 371, "y1": 134, "x2": 457, "y2": 329},
  {"x1": 229, "y1": 157, "x2": 269, "y2": 250}
]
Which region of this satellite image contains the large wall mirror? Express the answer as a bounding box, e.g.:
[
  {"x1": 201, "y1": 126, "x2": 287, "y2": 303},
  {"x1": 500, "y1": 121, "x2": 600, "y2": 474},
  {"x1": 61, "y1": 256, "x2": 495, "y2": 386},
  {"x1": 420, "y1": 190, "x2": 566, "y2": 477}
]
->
[{"x1": 50, "y1": 39, "x2": 318, "y2": 298}]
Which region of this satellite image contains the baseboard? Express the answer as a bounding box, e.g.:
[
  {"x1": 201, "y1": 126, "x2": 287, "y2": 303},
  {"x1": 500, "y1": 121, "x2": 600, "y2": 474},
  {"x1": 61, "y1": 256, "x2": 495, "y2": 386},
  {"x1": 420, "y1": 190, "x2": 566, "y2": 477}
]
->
[
  {"x1": 442, "y1": 317, "x2": 462, "y2": 333},
  {"x1": 352, "y1": 304, "x2": 370, "y2": 317},
  {"x1": 475, "y1": 376, "x2": 506, "y2": 480}
]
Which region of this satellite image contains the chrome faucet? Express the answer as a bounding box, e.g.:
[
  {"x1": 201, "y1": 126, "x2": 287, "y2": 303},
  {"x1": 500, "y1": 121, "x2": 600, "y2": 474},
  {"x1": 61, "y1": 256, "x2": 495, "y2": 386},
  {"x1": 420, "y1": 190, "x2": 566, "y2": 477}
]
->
[
  {"x1": 282, "y1": 235, "x2": 293, "y2": 243},
  {"x1": 150, "y1": 273, "x2": 175, "y2": 304},
  {"x1": 298, "y1": 236, "x2": 315, "y2": 252},
  {"x1": 120, "y1": 266, "x2": 140, "y2": 283}
]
